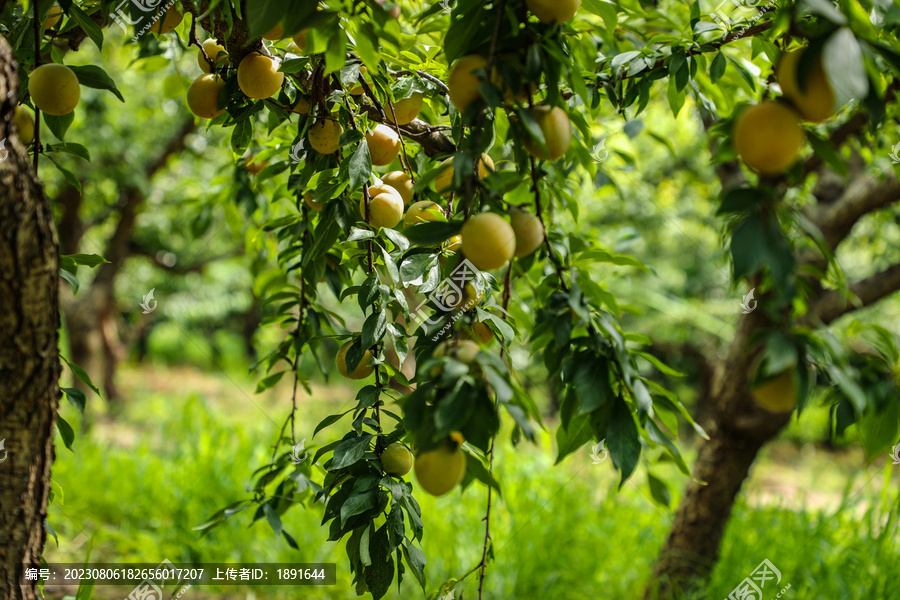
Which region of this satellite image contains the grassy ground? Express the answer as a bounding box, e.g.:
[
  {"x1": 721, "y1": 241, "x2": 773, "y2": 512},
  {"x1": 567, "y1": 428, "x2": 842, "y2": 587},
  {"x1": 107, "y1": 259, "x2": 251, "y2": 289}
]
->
[{"x1": 45, "y1": 364, "x2": 900, "y2": 600}]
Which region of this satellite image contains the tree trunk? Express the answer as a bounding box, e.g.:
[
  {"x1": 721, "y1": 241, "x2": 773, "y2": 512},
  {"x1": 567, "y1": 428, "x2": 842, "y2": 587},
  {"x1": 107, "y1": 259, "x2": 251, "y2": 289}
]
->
[
  {"x1": 645, "y1": 310, "x2": 792, "y2": 599},
  {"x1": 0, "y1": 35, "x2": 61, "y2": 600},
  {"x1": 645, "y1": 427, "x2": 765, "y2": 598}
]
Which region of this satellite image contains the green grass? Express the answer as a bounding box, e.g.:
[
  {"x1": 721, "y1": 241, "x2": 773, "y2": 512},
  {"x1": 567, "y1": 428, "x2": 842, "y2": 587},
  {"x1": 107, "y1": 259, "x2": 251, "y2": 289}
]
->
[{"x1": 46, "y1": 365, "x2": 900, "y2": 599}]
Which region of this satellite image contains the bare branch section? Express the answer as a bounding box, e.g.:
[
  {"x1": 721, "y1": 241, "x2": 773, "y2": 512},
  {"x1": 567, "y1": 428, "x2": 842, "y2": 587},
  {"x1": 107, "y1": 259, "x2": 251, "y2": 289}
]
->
[
  {"x1": 814, "y1": 174, "x2": 900, "y2": 249},
  {"x1": 358, "y1": 102, "x2": 455, "y2": 156},
  {"x1": 621, "y1": 21, "x2": 774, "y2": 81},
  {"x1": 806, "y1": 262, "x2": 900, "y2": 325}
]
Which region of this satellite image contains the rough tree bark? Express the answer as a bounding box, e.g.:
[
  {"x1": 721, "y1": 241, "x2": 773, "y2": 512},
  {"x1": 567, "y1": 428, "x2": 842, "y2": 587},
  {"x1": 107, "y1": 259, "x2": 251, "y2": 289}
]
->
[{"x1": 0, "y1": 34, "x2": 61, "y2": 600}]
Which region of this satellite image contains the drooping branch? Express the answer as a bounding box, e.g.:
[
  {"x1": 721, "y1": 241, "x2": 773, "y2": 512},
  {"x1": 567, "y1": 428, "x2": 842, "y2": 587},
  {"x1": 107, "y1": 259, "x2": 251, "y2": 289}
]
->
[
  {"x1": 812, "y1": 174, "x2": 900, "y2": 249},
  {"x1": 358, "y1": 102, "x2": 456, "y2": 156},
  {"x1": 804, "y1": 262, "x2": 900, "y2": 326}
]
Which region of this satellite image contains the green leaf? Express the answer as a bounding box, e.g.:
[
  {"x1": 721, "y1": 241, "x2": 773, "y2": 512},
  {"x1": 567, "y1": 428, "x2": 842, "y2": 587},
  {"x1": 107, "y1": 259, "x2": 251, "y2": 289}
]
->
[
  {"x1": 324, "y1": 29, "x2": 347, "y2": 75},
  {"x1": 568, "y1": 352, "x2": 613, "y2": 414},
  {"x1": 68, "y1": 4, "x2": 103, "y2": 51},
  {"x1": 59, "y1": 269, "x2": 79, "y2": 294},
  {"x1": 401, "y1": 542, "x2": 427, "y2": 591},
  {"x1": 361, "y1": 309, "x2": 387, "y2": 349},
  {"x1": 364, "y1": 525, "x2": 394, "y2": 599},
  {"x1": 717, "y1": 187, "x2": 765, "y2": 215},
  {"x1": 263, "y1": 503, "x2": 283, "y2": 537},
  {"x1": 464, "y1": 452, "x2": 502, "y2": 496},
  {"x1": 68, "y1": 65, "x2": 124, "y2": 102},
  {"x1": 46, "y1": 143, "x2": 90, "y2": 162},
  {"x1": 46, "y1": 157, "x2": 81, "y2": 193},
  {"x1": 807, "y1": 130, "x2": 848, "y2": 177},
  {"x1": 349, "y1": 141, "x2": 372, "y2": 191},
  {"x1": 858, "y1": 396, "x2": 900, "y2": 461},
  {"x1": 57, "y1": 415, "x2": 75, "y2": 452},
  {"x1": 44, "y1": 112, "x2": 74, "y2": 141},
  {"x1": 314, "y1": 410, "x2": 351, "y2": 437},
  {"x1": 579, "y1": 249, "x2": 650, "y2": 273},
  {"x1": 402, "y1": 221, "x2": 461, "y2": 246},
  {"x1": 555, "y1": 412, "x2": 594, "y2": 464},
  {"x1": 340, "y1": 491, "x2": 378, "y2": 523},
  {"x1": 62, "y1": 387, "x2": 86, "y2": 413},
  {"x1": 255, "y1": 371, "x2": 285, "y2": 393},
  {"x1": 247, "y1": 0, "x2": 287, "y2": 38},
  {"x1": 710, "y1": 51, "x2": 727, "y2": 83},
  {"x1": 61, "y1": 356, "x2": 101, "y2": 396},
  {"x1": 647, "y1": 472, "x2": 671, "y2": 508},
  {"x1": 399, "y1": 252, "x2": 439, "y2": 286},
  {"x1": 606, "y1": 396, "x2": 640, "y2": 487},
  {"x1": 231, "y1": 119, "x2": 253, "y2": 153},
  {"x1": 645, "y1": 418, "x2": 690, "y2": 475},
  {"x1": 330, "y1": 434, "x2": 373, "y2": 470},
  {"x1": 348, "y1": 227, "x2": 376, "y2": 242}
]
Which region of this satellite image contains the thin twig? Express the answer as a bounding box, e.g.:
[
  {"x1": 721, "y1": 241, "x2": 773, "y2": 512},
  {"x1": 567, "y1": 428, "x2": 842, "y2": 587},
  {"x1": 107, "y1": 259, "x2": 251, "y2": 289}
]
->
[
  {"x1": 189, "y1": 12, "x2": 216, "y2": 73},
  {"x1": 32, "y1": 1, "x2": 41, "y2": 170},
  {"x1": 385, "y1": 97, "x2": 415, "y2": 181},
  {"x1": 530, "y1": 155, "x2": 570, "y2": 293}
]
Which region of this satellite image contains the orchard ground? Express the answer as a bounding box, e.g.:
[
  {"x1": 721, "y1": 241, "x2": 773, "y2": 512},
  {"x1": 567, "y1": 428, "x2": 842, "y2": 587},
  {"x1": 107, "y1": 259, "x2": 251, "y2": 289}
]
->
[{"x1": 44, "y1": 364, "x2": 900, "y2": 600}]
